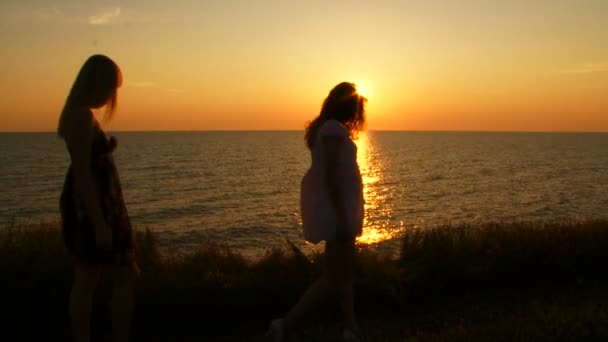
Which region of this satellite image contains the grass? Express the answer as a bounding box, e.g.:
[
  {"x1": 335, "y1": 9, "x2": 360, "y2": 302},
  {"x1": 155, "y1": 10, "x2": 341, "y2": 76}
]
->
[{"x1": 2, "y1": 219, "x2": 608, "y2": 341}]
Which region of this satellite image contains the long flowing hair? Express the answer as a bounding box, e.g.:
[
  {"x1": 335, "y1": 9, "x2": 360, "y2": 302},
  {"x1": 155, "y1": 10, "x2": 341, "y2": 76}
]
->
[
  {"x1": 305, "y1": 82, "x2": 367, "y2": 149},
  {"x1": 57, "y1": 55, "x2": 122, "y2": 138}
]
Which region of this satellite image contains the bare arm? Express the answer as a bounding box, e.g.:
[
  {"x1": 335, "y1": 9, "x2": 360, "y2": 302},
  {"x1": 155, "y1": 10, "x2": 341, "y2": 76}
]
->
[
  {"x1": 63, "y1": 109, "x2": 107, "y2": 230},
  {"x1": 322, "y1": 135, "x2": 351, "y2": 241}
]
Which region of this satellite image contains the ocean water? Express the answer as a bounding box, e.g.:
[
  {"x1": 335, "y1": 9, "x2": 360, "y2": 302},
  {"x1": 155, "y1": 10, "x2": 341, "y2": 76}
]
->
[{"x1": 1, "y1": 131, "x2": 608, "y2": 256}]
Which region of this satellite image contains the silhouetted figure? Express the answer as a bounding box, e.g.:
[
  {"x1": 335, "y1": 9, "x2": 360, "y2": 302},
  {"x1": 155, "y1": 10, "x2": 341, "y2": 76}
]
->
[
  {"x1": 58, "y1": 54, "x2": 137, "y2": 342},
  {"x1": 267, "y1": 82, "x2": 367, "y2": 341}
]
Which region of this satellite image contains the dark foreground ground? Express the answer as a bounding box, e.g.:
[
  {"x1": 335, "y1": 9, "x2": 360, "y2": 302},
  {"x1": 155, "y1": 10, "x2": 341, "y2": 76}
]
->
[{"x1": 2, "y1": 220, "x2": 608, "y2": 341}]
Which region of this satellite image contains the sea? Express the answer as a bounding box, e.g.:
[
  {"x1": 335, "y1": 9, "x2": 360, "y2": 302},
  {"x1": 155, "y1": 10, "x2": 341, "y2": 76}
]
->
[{"x1": 1, "y1": 131, "x2": 607, "y2": 257}]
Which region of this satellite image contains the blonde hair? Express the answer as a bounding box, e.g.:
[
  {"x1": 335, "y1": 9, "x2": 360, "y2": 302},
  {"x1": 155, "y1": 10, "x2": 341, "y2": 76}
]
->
[{"x1": 58, "y1": 55, "x2": 122, "y2": 138}]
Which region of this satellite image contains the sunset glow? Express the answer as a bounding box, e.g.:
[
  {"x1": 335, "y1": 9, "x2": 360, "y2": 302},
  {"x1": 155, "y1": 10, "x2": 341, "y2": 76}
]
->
[
  {"x1": 0, "y1": 1, "x2": 606, "y2": 132},
  {"x1": 355, "y1": 82, "x2": 370, "y2": 99},
  {"x1": 355, "y1": 133, "x2": 405, "y2": 245}
]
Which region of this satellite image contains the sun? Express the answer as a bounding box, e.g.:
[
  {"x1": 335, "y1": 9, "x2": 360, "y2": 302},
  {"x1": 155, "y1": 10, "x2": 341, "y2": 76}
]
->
[{"x1": 355, "y1": 81, "x2": 369, "y2": 98}]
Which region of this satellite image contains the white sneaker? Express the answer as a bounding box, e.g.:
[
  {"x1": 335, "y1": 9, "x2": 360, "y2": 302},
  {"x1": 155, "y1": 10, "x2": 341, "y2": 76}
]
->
[{"x1": 265, "y1": 318, "x2": 285, "y2": 342}]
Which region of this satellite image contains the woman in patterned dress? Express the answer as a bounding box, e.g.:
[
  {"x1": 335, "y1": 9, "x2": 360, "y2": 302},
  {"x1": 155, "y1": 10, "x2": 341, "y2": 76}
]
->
[
  {"x1": 58, "y1": 54, "x2": 137, "y2": 342},
  {"x1": 267, "y1": 82, "x2": 367, "y2": 342}
]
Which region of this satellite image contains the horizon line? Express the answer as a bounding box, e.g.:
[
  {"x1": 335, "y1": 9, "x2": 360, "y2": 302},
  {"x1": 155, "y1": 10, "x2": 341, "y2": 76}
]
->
[{"x1": 1, "y1": 129, "x2": 608, "y2": 134}]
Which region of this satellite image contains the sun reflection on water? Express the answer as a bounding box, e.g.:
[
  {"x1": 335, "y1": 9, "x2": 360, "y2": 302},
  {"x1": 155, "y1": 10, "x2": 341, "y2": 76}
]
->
[{"x1": 354, "y1": 132, "x2": 404, "y2": 245}]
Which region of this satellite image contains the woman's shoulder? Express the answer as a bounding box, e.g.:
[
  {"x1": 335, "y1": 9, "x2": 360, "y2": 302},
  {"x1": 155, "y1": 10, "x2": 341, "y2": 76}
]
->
[
  {"x1": 319, "y1": 119, "x2": 348, "y2": 138},
  {"x1": 63, "y1": 107, "x2": 94, "y2": 128},
  {"x1": 60, "y1": 107, "x2": 95, "y2": 143}
]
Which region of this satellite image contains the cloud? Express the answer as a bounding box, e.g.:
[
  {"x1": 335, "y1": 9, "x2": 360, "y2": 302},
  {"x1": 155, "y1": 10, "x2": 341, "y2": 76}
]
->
[
  {"x1": 560, "y1": 63, "x2": 608, "y2": 74},
  {"x1": 88, "y1": 7, "x2": 121, "y2": 25},
  {"x1": 52, "y1": 4, "x2": 62, "y2": 16},
  {"x1": 36, "y1": 4, "x2": 64, "y2": 21},
  {"x1": 32, "y1": 5, "x2": 170, "y2": 26}
]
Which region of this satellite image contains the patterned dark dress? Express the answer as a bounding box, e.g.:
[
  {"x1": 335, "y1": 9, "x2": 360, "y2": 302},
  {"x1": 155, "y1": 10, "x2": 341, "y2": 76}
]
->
[{"x1": 60, "y1": 123, "x2": 135, "y2": 265}]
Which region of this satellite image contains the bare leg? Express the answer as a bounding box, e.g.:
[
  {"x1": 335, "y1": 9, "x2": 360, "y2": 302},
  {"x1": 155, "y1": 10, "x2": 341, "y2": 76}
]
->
[
  {"x1": 283, "y1": 276, "x2": 331, "y2": 334},
  {"x1": 111, "y1": 262, "x2": 137, "y2": 342},
  {"x1": 70, "y1": 263, "x2": 101, "y2": 342},
  {"x1": 338, "y1": 277, "x2": 358, "y2": 332},
  {"x1": 281, "y1": 240, "x2": 359, "y2": 338},
  {"x1": 327, "y1": 240, "x2": 359, "y2": 333}
]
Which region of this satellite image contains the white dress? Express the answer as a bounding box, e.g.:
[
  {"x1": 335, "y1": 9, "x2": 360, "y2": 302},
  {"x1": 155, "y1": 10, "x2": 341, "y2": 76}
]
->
[{"x1": 300, "y1": 120, "x2": 364, "y2": 243}]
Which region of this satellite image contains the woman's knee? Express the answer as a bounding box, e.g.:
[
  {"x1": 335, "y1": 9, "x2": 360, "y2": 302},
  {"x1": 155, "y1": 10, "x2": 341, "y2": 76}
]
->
[
  {"x1": 74, "y1": 263, "x2": 101, "y2": 283},
  {"x1": 326, "y1": 241, "x2": 355, "y2": 273},
  {"x1": 71, "y1": 264, "x2": 101, "y2": 302},
  {"x1": 112, "y1": 262, "x2": 138, "y2": 286},
  {"x1": 325, "y1": 264, "x2": 354, "y2": 290}
]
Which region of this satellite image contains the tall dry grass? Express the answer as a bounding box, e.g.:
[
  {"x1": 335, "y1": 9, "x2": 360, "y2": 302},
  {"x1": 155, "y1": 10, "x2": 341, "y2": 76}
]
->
[{"x1": 2, "y1": 219, "x2": 608, "y2": 340}]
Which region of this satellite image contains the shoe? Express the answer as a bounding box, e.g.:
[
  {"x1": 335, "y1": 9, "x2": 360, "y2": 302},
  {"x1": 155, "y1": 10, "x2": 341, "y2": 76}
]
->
[
  {"x1": 343, "y1": 328, "x2": 363, "y2": 342},
  {"x1": 265, "y1": 318, "x2": 285, "y2": 342}
]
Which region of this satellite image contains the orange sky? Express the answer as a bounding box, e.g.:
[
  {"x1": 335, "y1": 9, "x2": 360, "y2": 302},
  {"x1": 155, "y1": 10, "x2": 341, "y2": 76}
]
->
[{"x1": 1, "y1": 1, "x2": 607, "y2": 132}]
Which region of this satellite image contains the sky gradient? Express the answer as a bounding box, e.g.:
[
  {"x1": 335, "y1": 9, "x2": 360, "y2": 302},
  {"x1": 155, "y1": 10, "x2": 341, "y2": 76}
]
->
[{"x1": 1, "y1": 0, "x2": 607, "y2": 131}]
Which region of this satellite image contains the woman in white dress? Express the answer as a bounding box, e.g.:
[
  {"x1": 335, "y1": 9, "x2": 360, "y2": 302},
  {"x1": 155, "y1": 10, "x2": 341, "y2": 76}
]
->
[{"x1": 267, "y1": 82, "x2": 366, "y2": 341}]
